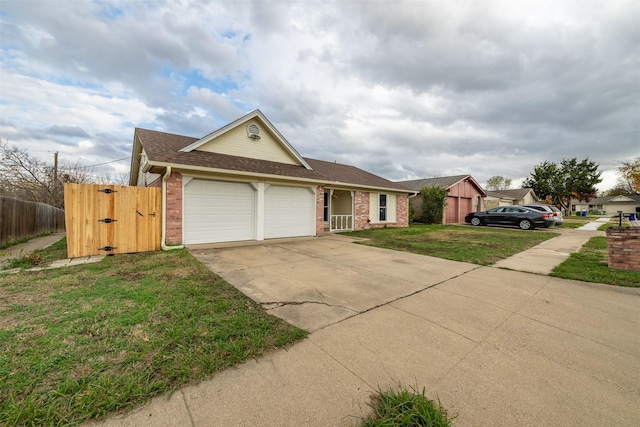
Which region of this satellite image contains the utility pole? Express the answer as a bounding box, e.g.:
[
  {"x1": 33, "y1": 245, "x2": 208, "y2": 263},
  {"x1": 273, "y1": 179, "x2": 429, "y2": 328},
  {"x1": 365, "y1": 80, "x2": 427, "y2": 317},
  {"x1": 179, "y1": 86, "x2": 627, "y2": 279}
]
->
[{"x1": 53, "y1": 151, "x2": 58, "y2": 202}]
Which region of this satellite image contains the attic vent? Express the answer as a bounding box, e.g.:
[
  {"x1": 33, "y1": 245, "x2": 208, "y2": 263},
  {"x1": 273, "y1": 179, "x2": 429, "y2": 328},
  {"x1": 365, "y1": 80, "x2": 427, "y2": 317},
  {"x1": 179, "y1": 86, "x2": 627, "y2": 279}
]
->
[{"x1": 247, "y1": 124, "x2": 261, "y2": 140}]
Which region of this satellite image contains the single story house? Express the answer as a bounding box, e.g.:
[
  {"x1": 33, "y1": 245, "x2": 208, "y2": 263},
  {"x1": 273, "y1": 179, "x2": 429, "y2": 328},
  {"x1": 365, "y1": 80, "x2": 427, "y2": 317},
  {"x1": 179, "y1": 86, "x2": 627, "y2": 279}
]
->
[
  {"x1": 572, "y1": 194, "x2": 640, "y2": 216},
  {"x1": 397, "y1": 175, "x2": 486, "y2": 224},
  {"x1": 484, "y1": 188, "x2": 539, "y2": 209},
  {"x1": 129, "y1": 110, "x2": 414, "y2": 247}
]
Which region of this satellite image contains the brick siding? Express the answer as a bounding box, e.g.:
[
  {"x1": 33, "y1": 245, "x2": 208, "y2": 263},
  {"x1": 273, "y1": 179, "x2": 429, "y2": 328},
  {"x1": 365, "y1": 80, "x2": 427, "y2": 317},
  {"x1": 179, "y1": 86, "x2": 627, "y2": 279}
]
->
[
  {"x1": 315, "y1": 186, "x2": 325, "y2": 236},
  {"x1": 354, "y1": 191, "x2": 370, "y2": 230},
  {"x1": 606, "y1": 227, "x2": 640, "y2": 273},
  {"x1": 165, "y1": 173, "x2": 183, "y2": 244}
]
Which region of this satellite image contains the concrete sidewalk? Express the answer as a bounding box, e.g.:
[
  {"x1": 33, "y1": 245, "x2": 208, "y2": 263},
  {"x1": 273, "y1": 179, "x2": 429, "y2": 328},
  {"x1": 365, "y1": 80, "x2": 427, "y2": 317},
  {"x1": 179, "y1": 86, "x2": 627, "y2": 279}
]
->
[
  {"x1": 492, "y1": 224, "x2": 605, "y2": 275},
  {"x1": 0, "y1": 232, "x2": 66, "y2": 268}
]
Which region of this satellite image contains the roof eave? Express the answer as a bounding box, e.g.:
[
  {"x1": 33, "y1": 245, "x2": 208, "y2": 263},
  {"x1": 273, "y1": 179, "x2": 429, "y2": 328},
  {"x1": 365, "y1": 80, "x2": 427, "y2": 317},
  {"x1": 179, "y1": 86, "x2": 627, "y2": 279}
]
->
[{"x1": 145, "y1": 161, "x2": 414, "y2": 193}]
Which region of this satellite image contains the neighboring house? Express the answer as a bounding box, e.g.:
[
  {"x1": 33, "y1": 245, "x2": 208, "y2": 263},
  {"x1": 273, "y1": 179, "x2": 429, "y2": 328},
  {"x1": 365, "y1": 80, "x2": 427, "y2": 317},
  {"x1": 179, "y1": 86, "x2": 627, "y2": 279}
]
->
[
  {"x1": 397, "y1": 175, "x2": 487, "y2": 224},
  {"x1": 129, "y1": 110, "x2": 414, "y2": 246},
  {"x1": 572, "y1": 194, "x2": 640, "y2": 215},
  {"x1": 484, "y1": 188, "x2": 539, "y2": 209}
]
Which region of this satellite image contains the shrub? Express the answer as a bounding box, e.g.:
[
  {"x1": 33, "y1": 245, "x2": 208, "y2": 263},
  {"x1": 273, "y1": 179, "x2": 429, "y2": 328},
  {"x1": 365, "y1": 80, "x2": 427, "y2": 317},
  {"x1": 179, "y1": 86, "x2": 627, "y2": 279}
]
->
[{"x1": 421, "y1": 187, "x2": 448, "y2": 224}]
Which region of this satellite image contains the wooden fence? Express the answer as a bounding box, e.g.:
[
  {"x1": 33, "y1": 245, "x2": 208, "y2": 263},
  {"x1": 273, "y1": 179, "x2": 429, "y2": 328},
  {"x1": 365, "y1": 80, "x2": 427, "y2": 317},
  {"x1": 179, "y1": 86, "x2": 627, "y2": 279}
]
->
[
  {"x1": 64, "y1": 183, "x2": 162, "y2": 258},
  {"x1": 0, "y1": 196, "x2": 65, "y2": 245}
]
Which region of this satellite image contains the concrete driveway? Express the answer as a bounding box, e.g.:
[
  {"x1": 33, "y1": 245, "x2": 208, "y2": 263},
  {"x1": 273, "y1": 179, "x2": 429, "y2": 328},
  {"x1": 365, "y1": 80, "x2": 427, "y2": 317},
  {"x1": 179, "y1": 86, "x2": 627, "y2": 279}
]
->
[{"x1": 190, "y1": 234, "x2": 479, "y2": 331}]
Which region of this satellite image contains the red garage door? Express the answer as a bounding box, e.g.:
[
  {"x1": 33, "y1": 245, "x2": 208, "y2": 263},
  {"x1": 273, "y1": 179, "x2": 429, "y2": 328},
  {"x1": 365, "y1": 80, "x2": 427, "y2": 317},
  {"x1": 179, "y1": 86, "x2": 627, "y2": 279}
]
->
[{"x1": 446, "y1": 197, "x2": 473, "y2": 223}]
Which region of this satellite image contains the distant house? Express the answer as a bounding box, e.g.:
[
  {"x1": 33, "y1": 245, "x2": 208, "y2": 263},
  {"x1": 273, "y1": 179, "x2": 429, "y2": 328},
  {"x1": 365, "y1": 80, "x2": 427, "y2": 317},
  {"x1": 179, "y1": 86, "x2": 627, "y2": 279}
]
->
[
  {"x1": 397, "y1": 175, "x2": 486, "y2": 224},
  {"x1": 484, "y1": 188, "x2": 539, "y2": 209},
  {"x1": 572, "y1": 194, "x2": 640, "y2": 215}
]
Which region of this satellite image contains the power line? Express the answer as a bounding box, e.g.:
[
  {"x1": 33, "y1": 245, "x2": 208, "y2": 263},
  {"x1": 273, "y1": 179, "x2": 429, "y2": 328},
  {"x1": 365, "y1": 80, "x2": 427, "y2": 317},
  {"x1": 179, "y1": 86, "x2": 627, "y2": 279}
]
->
[{"x1": 74, "y1": 156, "x2": 131, "y2": 169}]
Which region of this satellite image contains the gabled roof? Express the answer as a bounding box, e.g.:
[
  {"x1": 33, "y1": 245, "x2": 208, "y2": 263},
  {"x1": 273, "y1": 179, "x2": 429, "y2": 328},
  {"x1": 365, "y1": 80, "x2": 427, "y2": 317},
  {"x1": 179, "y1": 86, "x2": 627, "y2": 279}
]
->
[
  {"x1": 572, "y1": 194, "x2": 640, "y2": 205},
  {"x1": 486, "y1": 191, "x2": 515, "y2": 200},
  {"x1": 178, "y1": 109, "x2": 311, "y2": 170},
  {"x1": 486, "y1": 188, "x2": 538, "y2": 201},
  {"x1": 397, "y1": 175, "x2": 487, "y2": 196},
  {"x1": 131, "y1": 127, "x2": 412, "y2": 193}
]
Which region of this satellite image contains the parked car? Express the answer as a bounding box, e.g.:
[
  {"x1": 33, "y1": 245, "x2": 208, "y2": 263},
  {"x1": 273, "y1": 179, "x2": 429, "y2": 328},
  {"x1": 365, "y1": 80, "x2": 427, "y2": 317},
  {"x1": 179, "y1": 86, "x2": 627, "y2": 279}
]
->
[
  {"x1": 517, "y1": 204, "x2": 564, "y2": 225},
  {"x1": 465, "y1": 206, "x2": 555, "y2": 230}
]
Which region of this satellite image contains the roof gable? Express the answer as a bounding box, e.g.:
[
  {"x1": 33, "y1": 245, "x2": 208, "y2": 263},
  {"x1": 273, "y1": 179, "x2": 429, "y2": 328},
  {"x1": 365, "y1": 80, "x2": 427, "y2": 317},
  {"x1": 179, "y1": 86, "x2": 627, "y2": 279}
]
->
[
  {"x1": 179, "y1": 110, "x2": 311, "y2": 169},
  {"x1": 397, "y1": 175, "x2": 487, "y2": 196},
  {"x1": 609, "y1": 195, "x2": 635, "y2": 203}
]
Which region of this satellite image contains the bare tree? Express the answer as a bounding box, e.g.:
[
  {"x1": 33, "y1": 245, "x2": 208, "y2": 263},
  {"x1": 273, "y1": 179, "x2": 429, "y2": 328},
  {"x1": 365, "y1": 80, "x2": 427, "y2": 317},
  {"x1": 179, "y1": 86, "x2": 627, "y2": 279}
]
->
[{"x1": 0, "y1": 139, "x2": 102, "y2": 208}]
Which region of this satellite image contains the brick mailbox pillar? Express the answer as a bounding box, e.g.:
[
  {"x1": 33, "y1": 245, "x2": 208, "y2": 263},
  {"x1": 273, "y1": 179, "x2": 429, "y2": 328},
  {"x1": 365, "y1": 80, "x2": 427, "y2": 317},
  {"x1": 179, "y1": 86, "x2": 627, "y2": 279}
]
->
[{"x1": 606, "y1": 227, "x2": 640, "y2": 273}]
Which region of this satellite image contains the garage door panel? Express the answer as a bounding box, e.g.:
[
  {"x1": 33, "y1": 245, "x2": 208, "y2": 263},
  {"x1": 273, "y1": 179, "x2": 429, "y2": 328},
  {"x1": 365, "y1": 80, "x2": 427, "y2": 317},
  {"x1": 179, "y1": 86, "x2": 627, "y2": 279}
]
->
[
  {"x1": 265, "y1": 186, "x2": 314, "y2": 239},
  {"x1": 184, "y1": 179, "x2": 255, "y2": 244}
]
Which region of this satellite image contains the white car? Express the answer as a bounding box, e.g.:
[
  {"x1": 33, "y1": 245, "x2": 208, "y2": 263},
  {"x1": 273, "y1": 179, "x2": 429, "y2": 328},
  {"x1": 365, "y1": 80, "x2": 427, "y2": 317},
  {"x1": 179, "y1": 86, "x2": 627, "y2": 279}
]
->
[{"x1": 516, "y1": 204, "x2": 564, "y2": 226}]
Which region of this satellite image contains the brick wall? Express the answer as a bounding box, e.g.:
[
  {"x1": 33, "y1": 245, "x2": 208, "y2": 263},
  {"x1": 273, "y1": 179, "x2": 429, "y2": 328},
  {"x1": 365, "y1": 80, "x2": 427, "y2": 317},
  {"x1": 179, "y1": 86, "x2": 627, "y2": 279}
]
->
[
  {"x1": 354, "y1": 191, "x2": 370, "y2": 230},
  {"x1": 606, "y1": 227, "x2": 640, "y2": 273},
  {"x1": 353, "y1": 192, "x2": 409, "y2": 231},
  {"x1": 315, "y1": 186, "x2": 325, "y2": 236},
  {"x1": 396, "y1": 194, "x2": 409, "y2": 227},
  {"x1": 165, "y1": 173, "x2": 183, "y2": 244}
]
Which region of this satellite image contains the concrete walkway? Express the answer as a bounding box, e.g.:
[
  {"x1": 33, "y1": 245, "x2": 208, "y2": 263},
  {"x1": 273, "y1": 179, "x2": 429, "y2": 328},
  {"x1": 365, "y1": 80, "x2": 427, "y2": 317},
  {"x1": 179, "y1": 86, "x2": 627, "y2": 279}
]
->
[
  {"x1": 0, "y1": 233, "x2": 66, "y2": 268},
  {"x1": 87, "y1": 226, "x2": 640, "y2": 427},
  {"x1": 493, "y1": 225, "x2": 605, "y2": 275},
  {"x1": 577, "y1": 216, "x2": 610, "y2": 231},
  {"x1": 0, "y1": 233, "x2": 104, "y2": 274}
]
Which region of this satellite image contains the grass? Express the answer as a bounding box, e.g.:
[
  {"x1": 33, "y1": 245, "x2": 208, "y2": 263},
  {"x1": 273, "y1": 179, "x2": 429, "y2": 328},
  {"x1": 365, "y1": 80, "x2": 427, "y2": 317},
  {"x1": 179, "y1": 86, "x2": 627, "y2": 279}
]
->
[
  {"x1": 359, "y1": 384, "x2": 455, "y2": 426},
  {"x1": 551, "y1": 236, "x2": 640, "y2": 287},
  {"x1": 3, "y1": 237, "x2": 68, "y2": 270},
  {"x1": 344, "y1": 224, "x2": 557, "y2": 265},
  {"x1": 556, "y1": 218, "x2": 590, "y2": 229},
  {"x1": 0, "y1": 247, "x2": 307, "y2": 426}
]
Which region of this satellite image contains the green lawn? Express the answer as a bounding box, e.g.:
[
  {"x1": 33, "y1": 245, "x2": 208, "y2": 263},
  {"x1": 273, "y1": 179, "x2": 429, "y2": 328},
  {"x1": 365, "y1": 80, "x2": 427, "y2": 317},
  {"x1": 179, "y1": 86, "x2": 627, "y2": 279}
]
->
[
  {"x1": 344, "y1": 224, "x2": 557, "y2": 266},
  {"x1": 3, "y1": 237, "x2": 68, "y2": 270},
  {"x1": 0, "y1": 247, "x2": 307, "y2": 426},
  {"x1": 551, "y1": 236, "x2": 640, "y2": 287}
]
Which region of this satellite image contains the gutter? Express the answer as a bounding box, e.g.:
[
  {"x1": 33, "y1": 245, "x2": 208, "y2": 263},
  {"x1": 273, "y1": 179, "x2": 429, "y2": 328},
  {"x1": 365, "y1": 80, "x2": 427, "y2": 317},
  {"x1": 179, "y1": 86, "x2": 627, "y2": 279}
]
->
[{"x1": 161, "y1": 166, "x2": 184, "y2": 251}]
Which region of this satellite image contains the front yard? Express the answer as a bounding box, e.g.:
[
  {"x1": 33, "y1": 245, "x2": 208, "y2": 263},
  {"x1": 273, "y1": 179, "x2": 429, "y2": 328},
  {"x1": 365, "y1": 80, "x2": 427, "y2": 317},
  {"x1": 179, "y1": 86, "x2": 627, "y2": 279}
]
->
[
  {"x1": 344, "y1": 224, "x2": 557, "y2": 265},
  {"x1": 551, "y1": 236, "x2": 640, "y2": 287},
  {"x1": 0, "y1": 246, "x2": 306, "y2": 426}
]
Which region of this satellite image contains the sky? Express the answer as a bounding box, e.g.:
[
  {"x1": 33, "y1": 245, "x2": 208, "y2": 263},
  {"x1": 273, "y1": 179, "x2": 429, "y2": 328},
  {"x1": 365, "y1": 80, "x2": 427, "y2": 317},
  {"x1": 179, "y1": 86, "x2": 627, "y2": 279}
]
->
[{"x1": 0, "y1": 0, "x2": 638, "y2": 191}]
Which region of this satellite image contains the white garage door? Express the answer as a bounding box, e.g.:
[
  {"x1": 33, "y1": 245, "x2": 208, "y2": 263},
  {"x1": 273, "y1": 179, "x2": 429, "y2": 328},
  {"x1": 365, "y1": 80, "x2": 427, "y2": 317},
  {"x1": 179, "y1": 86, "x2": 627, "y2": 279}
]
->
[
  {"x1": 264, "y1": 186, "x2": 314, "y2": 239},
  {"x1": 184, "y1": 179, "x2": 255, "y2": 244}
]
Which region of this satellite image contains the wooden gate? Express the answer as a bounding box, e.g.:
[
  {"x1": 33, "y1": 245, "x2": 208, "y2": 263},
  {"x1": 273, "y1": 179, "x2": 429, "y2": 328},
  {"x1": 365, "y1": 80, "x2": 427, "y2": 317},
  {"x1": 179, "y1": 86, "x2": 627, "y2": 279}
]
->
[{"x1": 64, "y1": 183, "x2": 162, "y2": 258}]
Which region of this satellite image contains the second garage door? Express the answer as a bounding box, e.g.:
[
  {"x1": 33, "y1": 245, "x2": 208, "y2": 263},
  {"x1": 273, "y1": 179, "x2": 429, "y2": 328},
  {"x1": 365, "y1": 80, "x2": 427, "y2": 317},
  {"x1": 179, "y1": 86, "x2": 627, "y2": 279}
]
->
[{"x1": 264, "y1": 185, "x2": 315, "y2": 239}]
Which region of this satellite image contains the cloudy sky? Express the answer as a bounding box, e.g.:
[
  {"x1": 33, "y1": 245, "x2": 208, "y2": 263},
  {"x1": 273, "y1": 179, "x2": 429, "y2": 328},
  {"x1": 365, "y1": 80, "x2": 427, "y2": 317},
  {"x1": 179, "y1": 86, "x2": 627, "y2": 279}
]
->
[{"x1": 1, "y1": 0, "x2": 638, "y2": 190}]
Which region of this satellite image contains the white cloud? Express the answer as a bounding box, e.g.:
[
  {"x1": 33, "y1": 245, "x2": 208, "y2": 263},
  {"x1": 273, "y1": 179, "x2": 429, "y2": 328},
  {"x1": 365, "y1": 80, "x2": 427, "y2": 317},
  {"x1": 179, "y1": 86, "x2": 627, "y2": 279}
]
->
[{"x1": 0, "y1": 0, "x2": 637, "y2": 192}]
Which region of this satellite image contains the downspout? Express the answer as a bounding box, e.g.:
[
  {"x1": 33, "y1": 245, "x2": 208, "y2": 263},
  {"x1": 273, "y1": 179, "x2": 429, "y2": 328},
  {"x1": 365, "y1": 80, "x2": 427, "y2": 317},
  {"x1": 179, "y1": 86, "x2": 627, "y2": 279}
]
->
[{"x1": 161, "y1": 166, "x2": 184, "y2": 250}]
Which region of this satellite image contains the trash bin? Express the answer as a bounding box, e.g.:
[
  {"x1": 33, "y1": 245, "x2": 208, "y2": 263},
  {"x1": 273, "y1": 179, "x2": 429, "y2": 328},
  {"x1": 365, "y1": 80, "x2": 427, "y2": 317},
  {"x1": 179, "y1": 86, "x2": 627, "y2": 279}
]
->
[
  {"x1": 581, "y1": 210, "x2": 586, "y2": 217},
  {"x1": 631, "y1": 214, "x2": 636, "y2": 221}
]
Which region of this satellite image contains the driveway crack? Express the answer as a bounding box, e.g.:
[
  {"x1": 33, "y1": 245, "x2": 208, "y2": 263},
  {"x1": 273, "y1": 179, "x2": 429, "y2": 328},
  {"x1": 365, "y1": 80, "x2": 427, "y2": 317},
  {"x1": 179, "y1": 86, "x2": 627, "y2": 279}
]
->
[{"x1": 260, "y1": 300, "x2": 356, "y2": 313}]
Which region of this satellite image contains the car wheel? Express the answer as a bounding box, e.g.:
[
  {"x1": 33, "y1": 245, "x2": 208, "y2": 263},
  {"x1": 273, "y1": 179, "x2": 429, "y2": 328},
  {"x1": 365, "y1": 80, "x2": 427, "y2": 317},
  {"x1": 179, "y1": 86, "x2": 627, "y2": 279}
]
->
[
  {"x1": 471, "y1": 217, "x2": 482, "y2": 226},
  {"x1": 519, "y1": 219, "x2": 533, "y2": 230}
]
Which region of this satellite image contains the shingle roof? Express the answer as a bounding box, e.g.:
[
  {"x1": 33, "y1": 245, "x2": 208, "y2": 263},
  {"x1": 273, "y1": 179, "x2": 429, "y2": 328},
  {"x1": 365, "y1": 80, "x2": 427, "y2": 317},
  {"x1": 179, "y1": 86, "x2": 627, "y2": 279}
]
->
[
  {"x1": 487, "y1": 188, "x2": 536, "y2": 199},
  {"x1": 135, "y1": 128, "x2": 411, "y2": 192},
  {"x1": 304, "y1": 158, "x2": 411, "y2": 191},
  {"x1": 571, "y1": 195, "x2": 640, "y2": 205},
  {"x1": 397, "y1": 175, "x2": 470, "y2": 191}
]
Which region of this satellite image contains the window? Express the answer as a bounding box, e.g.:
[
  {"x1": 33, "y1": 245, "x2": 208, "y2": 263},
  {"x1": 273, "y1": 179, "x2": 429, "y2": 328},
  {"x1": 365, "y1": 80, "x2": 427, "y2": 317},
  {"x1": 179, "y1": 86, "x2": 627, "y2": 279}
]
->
[
  {"x1": 379, "y1": 194, "x2": 387, "y2": 221},
  {"x1": 323, "y1": 192, "x2": 329, "y2": 221}
]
